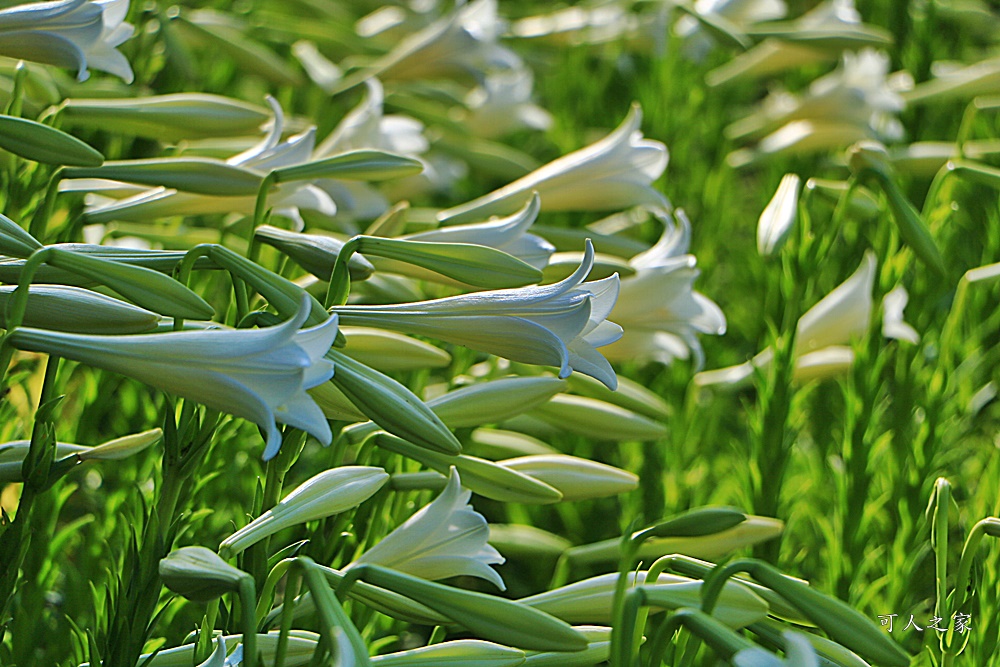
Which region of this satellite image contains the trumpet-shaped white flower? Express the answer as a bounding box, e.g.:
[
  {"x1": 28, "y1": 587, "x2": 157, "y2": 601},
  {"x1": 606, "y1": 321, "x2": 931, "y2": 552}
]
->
[
  {"x1": 220, "y1": 466, "x2": 389, "y2": 556},
  {"x1": 602, "y1": 210, "x2": 726, "y2": 368},
  {"x1": 438, "y1": 103, "x2": 668, "y2": 223},
  {"x1": 312, "y1": 79, "x2": 428, "y2": 221},
  {"x1": 705, "y1": 0, "x2": 887, "y2": 86},
  {"x1": 80, "y1": 97, "x2": 337, "y2": 227},
  {"x1": 461, "y1": 67, "x2": 553, "y2": 138},
  {"x1": 353, "y1": 468, "x2": 506, "y2": 590},
  {"x1": 727, "y1": 49, "x2": 905, "y2": 164},
  {"x1": 8, "y1": 295, "x2": 338, "y2": 460},
  {"x1": 0, "y1": 0, "x2": 135, "y2": 83},
  {"x1": 757, "y1": 173, "x2": 800, "y2": 256},
  {"x1": 694, "y1": 252, "x2": 916, "y2": 387},
  {"x1": 374, "y1": 0, "x2": 521, "y2": 83},
  {"x1": 333, "y1": 240, "x2": 622, "y2": 389},
  {"x1": 882, "y1": 285, "x2": 919, "y2": 344},
  {"x1": 404, "y1": 193, "x2": 554, "y2": 270}
]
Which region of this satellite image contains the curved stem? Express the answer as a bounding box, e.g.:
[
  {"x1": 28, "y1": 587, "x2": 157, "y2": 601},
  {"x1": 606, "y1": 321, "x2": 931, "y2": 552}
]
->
[
  {"x1": 29, "y1": 168, "x2": 65, "y2": 241},
  {"x1": 0, "y1": 247, "x2": 54, "y2": 393}
]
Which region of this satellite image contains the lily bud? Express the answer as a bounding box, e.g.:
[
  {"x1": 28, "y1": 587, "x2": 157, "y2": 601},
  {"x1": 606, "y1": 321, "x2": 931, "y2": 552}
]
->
[
  {"x1": 428, "y1": 377, "x2": 567, "y2": 428},
  {"x1": 271, "y1": 149, "x2": 423, "y2": 183},
  {"x1": 0, "y1": 114, "x2": 103, "y2": 166},
  {"x1": 499, "y1": 455, "x2": 638, "y2": 501},
  {"x1": 138, "y1": 632, "x2": 320, "y2": 667},
  {"x1": 340, "y1": 327, "x2": 451, "y2": 372},
  {"x1": 327, "y1": 349, "x2": 462, "y2": 455},
  {"x1": 0, "y1": 285, "x2": 159, "y2": 334},
  {"x1": 488, "y1": 524, "x2": 572, "y2": 559},
  {"x1": 39, "y1": 246, "x2": 214, "y2": 320},
  {"x1": 0, "y1": 213, "x2": 42, "y2": 258},
  {"x1": 522, "y1": 626, "x2": 611, "y2": 666},
  {"x1": 521, "y1": 572, "x2": 767, "y2": 629},
  {"x1": 61, "y1": 93, "x2": 271, "y2": 141},
  {"x1": 372, "y1": 640, "x2": 525, "y2": 667},
  {"x1": 757, "y1": 174, "x2": 800, "y2": 257},
  {"x1": 355, "y1": 235, "x2": 542, "y2": 289},
  {"x1": 159, "y1": 546, "x2": 249, "y2": 602},
  {"x1": 219, "y1": 466, "x2": 389, "y2": 557},
  {"x1": 255, "y1": 225, "x2": 374, "y2": 280},
  {"x1": 345, "y1": 564, "x2": 589, "y2": 652},
  {"x1": 527, "y1": 394, "x2": 666, "y2": 442},
  {"x1": 64, "y1": 157, "x2": 265, "y2": 196}
]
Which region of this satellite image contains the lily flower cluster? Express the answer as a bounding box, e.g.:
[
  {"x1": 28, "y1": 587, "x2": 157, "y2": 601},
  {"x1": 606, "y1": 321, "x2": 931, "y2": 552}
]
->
[{"x1": 727, "y1": 48, "x2": 907, "y2": 165}]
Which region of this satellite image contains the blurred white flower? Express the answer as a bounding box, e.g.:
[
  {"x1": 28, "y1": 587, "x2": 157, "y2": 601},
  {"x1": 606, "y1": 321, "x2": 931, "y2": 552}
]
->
[
  {"x1": 705, "y1": 0, "x2": 891, "y2": 86},
  {"x1": 312, "y1": 79, "x2": 429, "y2": 221},
  {"x1": 602, "y1": 210, "x2": 725, "y2": 368},
  {"x1": 333, "y1": 240, "x2": 622, "y2": 389},
  {"x1": 694, "y1": 252, "x2": 906, "y2": 387},
  {"x1": 80, "y1": 97, "x2": 337, "y2": 227},
  {"x1": 882, "y1": 285, "x2": 919, "y2": 344},
  {"x1": 727, "y1": 49, "x2": 905, "y2": 165},
  {"x1": 757, "y1": 173, "x2": 800, "y2": 256},
  {"x1": 676, "y1": 0, "x2": 787, "y2": 60},
  {"x1": 353, "y1": 467, "x2": 506, "y2": 590},
  {"x1": 439, "y1": 103, "x2": 668, "y2": 223},
  {"x1": 460, "y1": 67, "x2": 553, "y2": 138},
  {"x1": 9, "y1": 294, "x2": 338, "y2": 460},
  {"x1": 0, "y1": 0, "x2": 135, "y2": 82},
  {"x1": 374, "y1": 0, "x2": 521, "y2": 83}
]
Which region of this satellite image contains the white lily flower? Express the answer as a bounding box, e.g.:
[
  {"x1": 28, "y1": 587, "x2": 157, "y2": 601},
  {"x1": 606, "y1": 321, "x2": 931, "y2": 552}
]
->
[
  {"x1": 311, "y1": 78, "x2": 428, "y2": 221},
  {"x1": 757, "y1": 173, "x2": 800, "y2": 256},
  {"x1": 220, "y1": 466, "x2": 389, "y2": 556},
  {"x1": 676, "y1": 0, "x2": 787, "y2": 60},
  {"x1": 374, "y1": 0, "x2": 522, "y2": 83},
  {"x1": 460, "y1": 67, "x2": 553, "y2": 138},
  {"x1": 882, "y1": 285, "x2": 919, "y2": 344},
  {"x1": 333, "y1": 240, "x2": 622, "y2": 389},
  {"x1": 0, "y1": 0, "x2": 135, "y2": 83},
  {"x1": 438, "y1": 103, "x2": 668, "y2": 223},
  {"x1": 353, "y1": 468, "x2": 506, "y2": 590},
  {"x1": 705, "y1": 0, "x2": 886, "y2": 86},
  {"x1": 404, "y1": 194, "x2": 554, "y2": 270},
  {"x1": 694, "y1": 252, "x2": 887, "y2": 387},
  {"x1": 602, "y1": 210, "x2": 726, "y2": 368},
  {"x1": 733, "y1": 630, "x2": 819, "y2": 667},
  {"x1": 727, "y1": 49, "x2": 905, "y2": 164},
  {"x1": 80, "y1": 97, "x2": 337, "y2": 227},
  {"x1": 8, "y1": 295, "x2": 338, "y2": 460}
]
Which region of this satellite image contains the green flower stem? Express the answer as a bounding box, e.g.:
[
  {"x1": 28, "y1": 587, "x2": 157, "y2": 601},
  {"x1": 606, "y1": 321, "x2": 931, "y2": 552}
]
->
[
  {"x1": 274, "y1": 567, "x2": 301, "y2": 667},
  {"x1": 0, "y1": 353, "x2": 60, "y2": 643},
  {"x1": 257, "y1": 559, "x2": 294, "y2": 626},
  {"x1": 0, "y1": 246, "x2": 54, "y2": 393},
  {"x1": 29, "y1": 167, "x2": 65, "y2": 241},
  {"x1": 4, "y1": 61, "x2": 26, "y2": 118},
  {"x1": 298, "y1": 557, "x2": 370, "y2": 665},
  {"x1": 933, "y1": 479, "x2": 951, "y2": 627},
  {"x1": 252, "y1": 173, "x2": 277, "y2": 243},
  {"x1": 325, "y1": 237, "x2": 361, "y2": 307},
  {"x1": 246, "y1": 429, "x2": 305, "y2": 591},
  {"x1": 239, "y1": 576, "x2": 259, "y2": 667},
  {"x1": 945, "y1": 517, "x2": 1000, "y2": 654},
  {"x1": 609, "y1": 530, "x2": 641, "y2": 667}
]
